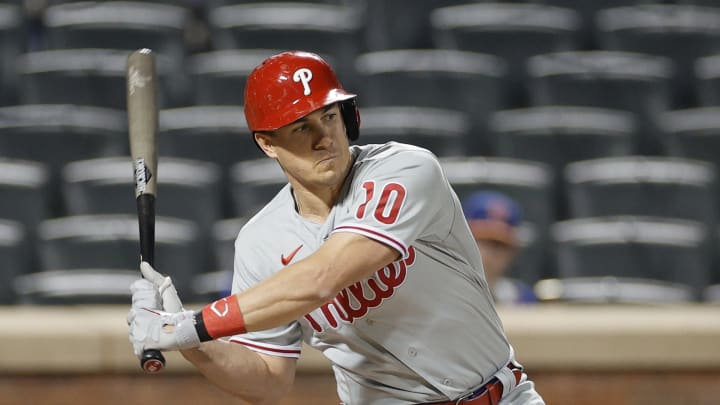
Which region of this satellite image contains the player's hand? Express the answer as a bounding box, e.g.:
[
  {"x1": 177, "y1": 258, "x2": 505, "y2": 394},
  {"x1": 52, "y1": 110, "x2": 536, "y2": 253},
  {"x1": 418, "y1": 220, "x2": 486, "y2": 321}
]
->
[
  {"x1": 140, "y1": 261, "x2": 185, "y2": 313},
  {"x1": 128, "y1": 306, "x2": 200, "y2": 358}
]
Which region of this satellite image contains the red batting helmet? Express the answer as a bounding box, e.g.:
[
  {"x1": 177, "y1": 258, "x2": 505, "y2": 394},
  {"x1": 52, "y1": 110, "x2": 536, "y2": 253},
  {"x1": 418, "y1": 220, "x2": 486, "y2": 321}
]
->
[{"x1": 244, "y1": 51, "x2": 360, "y2": 140}]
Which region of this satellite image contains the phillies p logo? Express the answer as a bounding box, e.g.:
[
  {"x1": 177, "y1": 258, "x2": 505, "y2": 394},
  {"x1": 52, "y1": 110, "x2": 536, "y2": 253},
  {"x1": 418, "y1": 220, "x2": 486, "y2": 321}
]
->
[{"x1": 293, "y1": 68, "x2": 313, "y2": 96}]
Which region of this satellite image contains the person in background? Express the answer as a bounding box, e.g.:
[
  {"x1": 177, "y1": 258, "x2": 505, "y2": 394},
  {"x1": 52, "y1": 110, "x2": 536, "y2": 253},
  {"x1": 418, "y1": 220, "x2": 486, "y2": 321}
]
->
[{"x1": 463, "y1": 191, "x2": 538, "y2": 305}]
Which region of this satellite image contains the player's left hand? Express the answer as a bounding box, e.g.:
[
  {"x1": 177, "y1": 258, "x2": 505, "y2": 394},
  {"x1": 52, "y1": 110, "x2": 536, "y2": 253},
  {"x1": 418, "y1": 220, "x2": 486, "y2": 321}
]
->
[{"x1": 128, "y1": 305, "x2": 200, "y2": 358}]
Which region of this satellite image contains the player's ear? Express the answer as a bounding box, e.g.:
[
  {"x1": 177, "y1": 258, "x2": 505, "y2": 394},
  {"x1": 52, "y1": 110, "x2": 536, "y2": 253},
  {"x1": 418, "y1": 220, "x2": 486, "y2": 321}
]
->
[{"x1": 254, "y1": 132, "x2": 277, "y2": 158}]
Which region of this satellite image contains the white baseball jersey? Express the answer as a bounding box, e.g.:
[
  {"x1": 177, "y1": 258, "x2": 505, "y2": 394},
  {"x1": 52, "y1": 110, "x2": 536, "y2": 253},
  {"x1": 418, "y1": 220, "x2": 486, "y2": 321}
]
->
[{"x1": 230, "y1": 142, "x2": 512, "y2": 404}]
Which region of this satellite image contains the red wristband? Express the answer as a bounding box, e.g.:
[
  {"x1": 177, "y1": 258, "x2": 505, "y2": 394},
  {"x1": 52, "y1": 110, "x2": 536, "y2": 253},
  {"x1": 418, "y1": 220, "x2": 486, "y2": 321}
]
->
[{"x1": 200, "y1": 295, "x2": 247, "y2": 339}]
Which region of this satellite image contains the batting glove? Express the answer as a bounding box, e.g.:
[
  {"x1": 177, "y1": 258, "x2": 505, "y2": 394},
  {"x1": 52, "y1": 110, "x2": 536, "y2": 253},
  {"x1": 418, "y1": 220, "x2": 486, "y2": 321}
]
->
[
  {"x1": 128, "y1": 306, "x2": 200, "y2": 358},
  {"x1": 140, "y1": 261, "x2": 185, "y2": 313}
]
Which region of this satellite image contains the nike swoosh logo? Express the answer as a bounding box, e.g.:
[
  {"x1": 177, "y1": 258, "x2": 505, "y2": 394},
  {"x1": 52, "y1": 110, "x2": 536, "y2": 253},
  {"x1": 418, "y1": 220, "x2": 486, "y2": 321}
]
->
[{"x1": 281, "y1": 244, "x2": 303, "y2": 266}]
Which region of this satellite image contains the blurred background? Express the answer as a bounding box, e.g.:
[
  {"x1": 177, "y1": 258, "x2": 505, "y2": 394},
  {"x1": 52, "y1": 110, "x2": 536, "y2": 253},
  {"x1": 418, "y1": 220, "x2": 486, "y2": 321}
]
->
[{"x1": 0, "y1": 0, "x2": 719, "y2": 404}]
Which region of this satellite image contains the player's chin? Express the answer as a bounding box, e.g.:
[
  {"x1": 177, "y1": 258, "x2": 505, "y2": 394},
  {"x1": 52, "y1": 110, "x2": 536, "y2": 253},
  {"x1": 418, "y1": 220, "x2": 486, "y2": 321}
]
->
[{"x1": 314, "y1": 155, "x2": 338, "y2": 169}]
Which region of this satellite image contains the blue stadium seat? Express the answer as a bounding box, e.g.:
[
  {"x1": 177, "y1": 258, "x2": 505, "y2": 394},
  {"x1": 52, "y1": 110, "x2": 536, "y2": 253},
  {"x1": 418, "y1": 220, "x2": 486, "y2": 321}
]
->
[
  {"x1": 357, "y1": 107, "x2": 470, "y2": 157},
  {"x1": 549, "y1": 216, "x2": 711, "y2": 301},
  {"x1": 596, "y1": 5, "x2": 720, "y2": 108},
  {"x1": 430, "y1": 3, "x2": 581, "y2": 106},
  {"x1": 527, "y1": 51, "x2": 673, "y2": 155},
  {"x1": 355, "y1": 49, "x2": 506, "y2": 153}
]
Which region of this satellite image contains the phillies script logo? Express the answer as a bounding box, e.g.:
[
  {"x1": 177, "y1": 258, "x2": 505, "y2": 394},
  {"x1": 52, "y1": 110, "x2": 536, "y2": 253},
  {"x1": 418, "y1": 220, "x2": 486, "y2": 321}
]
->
[{"x1": 305, "y1": 246, "x2": 416, "y2": 332}]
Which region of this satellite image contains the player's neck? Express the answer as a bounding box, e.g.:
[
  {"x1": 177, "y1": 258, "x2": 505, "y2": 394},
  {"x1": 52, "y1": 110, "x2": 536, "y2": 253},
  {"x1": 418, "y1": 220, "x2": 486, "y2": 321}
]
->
[{"x1": 291, "y1": 156, "x2": 354, "y2": 223}]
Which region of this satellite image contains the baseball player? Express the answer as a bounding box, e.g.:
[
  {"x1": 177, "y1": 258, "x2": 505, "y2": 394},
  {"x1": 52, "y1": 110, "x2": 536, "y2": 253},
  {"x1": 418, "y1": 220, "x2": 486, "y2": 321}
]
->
[
  {"x1": 463, "y1": 191, "x2": 538, "y2": 305},
  {"x1": 128, "y1": 51, "x2": 545, "y2": 405}
]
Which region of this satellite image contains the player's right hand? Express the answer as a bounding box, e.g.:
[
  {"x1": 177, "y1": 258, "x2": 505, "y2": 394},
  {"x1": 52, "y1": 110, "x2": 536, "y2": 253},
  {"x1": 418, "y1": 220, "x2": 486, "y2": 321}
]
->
[{"x1": 140, "y1": 261, "x2": 185, "y2": 313}]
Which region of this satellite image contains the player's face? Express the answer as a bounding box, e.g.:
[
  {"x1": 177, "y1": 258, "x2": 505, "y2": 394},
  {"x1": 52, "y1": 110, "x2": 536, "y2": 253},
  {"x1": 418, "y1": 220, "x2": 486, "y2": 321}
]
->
[{"x1": 255, "y1": 103, "x2": 352, "y2": 191}]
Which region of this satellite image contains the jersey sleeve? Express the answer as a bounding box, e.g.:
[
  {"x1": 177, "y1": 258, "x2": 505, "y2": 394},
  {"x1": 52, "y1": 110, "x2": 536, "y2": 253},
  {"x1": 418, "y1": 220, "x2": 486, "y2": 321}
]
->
[
  {"x1": 226, "y1": 237, "x2": 303, "y2": 358},
  {"x1": 333, "y1": 146, "x2": 452, "y2": 258}
]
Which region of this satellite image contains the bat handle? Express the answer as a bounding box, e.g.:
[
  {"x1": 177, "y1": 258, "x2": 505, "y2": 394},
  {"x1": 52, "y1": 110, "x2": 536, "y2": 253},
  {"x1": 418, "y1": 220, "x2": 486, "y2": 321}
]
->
[
  {"x1": 135, "y1": 194, "x2": 165, "y2": 373},
  {"x1": 141, "y1": 350, "x2": 166, "y2": 373}
]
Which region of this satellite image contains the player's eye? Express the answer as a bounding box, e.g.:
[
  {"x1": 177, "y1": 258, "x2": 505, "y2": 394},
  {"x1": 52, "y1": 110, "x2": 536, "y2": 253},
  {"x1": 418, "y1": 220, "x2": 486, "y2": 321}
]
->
[
  {"x1": 323, "y1": 113, "x2": 337, "y2": 121},
  {"x1": 292, "y1": 124, "x2": 309, "y2": 133}
]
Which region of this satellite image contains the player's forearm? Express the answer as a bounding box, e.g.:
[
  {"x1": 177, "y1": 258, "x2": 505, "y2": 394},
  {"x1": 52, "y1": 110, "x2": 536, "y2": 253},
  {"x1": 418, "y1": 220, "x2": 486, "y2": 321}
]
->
[{"x1": 181, "y1": 340, "x2": 293, "y2": 404}]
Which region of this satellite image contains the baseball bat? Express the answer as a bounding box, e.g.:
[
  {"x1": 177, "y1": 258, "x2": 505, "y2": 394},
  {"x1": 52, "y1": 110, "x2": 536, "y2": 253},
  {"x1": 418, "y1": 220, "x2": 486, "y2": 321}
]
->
[{"x1": 127, "y1": 48, "x2": 165, "y2": 373}]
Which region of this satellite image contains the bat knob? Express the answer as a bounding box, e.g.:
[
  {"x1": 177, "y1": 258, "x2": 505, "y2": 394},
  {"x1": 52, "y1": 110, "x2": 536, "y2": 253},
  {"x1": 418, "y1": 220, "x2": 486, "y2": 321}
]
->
[{"x1": 141, "y1": 349, "x2": 166, "y2": 373}]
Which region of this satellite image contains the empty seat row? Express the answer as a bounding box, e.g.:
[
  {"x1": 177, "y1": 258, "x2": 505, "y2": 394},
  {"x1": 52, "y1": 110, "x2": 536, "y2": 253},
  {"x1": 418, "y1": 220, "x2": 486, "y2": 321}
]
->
[{"x1": 3, "y1": 212, "x2": 719, "y2": 304}]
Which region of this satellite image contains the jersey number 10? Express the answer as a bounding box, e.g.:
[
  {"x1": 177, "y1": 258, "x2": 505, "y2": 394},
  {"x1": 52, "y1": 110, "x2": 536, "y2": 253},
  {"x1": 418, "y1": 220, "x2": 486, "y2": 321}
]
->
[{"x1": 356, "y1": 181, "x2": 406, "y2": 225}]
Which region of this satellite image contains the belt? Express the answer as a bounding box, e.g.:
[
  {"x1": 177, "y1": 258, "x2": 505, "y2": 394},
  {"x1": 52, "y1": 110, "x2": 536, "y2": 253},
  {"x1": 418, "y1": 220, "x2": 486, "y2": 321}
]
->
[{"x1": 424, "y1": 363, "x2": 523, "y2": 405}]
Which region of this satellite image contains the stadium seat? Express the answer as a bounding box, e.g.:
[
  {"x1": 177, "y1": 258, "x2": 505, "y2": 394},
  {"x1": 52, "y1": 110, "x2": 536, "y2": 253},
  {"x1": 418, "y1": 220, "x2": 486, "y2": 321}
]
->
[
  {"x1": 430, "y1": 3, "x2": 581, "y2": 106},
  {"x1": 62, "y1": 157, "x2": 223, "y2": 238},
  {"x1": 357, "y1": 107, "x2": 470, "y2": 157},
  {"x1": 508, "y1": 221, "x2": 546, "y2": 288},
  {"x1": 537, "y1": 0, "x2": 692, "y2": 48},
  {"x1": 565, "y1": 156, "x2": 717, "y2": 225},
  {"x1": 159, "y1": 106, "x2": 260, "y2": 216},
  {"x1": 229, "y1": 158, "x2": 287, "y2": 217},
  {"x1": 207, "y1": 3, "x2": 362, "y2": 88},
  {"x1": 189, "y1": 49, "x2": 281, "y2": 106},
  {"x1": 0, "y1": 219, "x2": 29, "y2": 304},
  {"x1": 0, "y1": 4, "x2": 21, "y2": 105},
  {"x1": 660, "y1": 107, "x2": 720, "y2": 218},
  {"x1": 440, "y1": 156, "x2": 555, "y2": 237},
  {"x1": 0, "y1": 159, "x2": 49, "y2": 234},
  {"x1": 527, "y1": 50, "x2": 673, "y2": 155},
  {"x1": 492, "y1": 106, "x2": 636, "y2": 179},
  {"x1": 17, "y1": 49, "x2": 175, "y2": 109},
  {"x1": 491, "y1": 106, "x2": 636, "y2": 218},
  {"x1": 43, "y1": 1, "x2": 190, "y2": 106},
  {"x1": 661, "y1": 107, "x2": 720, "y2": 165},
  {"x1": 549, "y1": 216, "x2": 711, "y2": 300},
  {"x1": 705, "y1": 283, "x2": 720, "y2": 303},
  {"x1": 363, "y1": 0, "x2": 467, "y2": 51},
  {"x1": 14, "y1": 268, "x2": 142, "y2": 305},
  {"x1": 36, "y1": 214, "x2": 202, "y2": 295},
  {"x1": 0, "y1": 105, "x2": 125, "y2": 215},
  {"x1": 44, "y1": 2, "x2": 187, "y2": 56},
  {"x1": 354, "y1": 49, "x2": 506, "y2": 153},
  {"x1": 596, "y1": 5, "x2": 720, "y2": 108},
  {"x1": 159, "y1": 106, "x2": 260, "y2": 165},
  {"x1": 534, "y1": 277, "x2": 694, "y2": 304},
  {"x1": 191, "y1": 216, "x2": 248, "y2": 302},
  {"x1": 695, "y1": 55, "x2": 720, "y2": 107}
]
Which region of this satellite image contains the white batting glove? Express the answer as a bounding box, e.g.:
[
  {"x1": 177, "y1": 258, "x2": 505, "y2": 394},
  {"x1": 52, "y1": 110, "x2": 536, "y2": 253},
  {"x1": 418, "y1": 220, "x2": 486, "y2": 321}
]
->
[
  {"x1": 128, "y1": 307, "x2": 200, "y2": 358},
  {"x1": 140, "y1": 261, "x2": 185, "y2": 313}
]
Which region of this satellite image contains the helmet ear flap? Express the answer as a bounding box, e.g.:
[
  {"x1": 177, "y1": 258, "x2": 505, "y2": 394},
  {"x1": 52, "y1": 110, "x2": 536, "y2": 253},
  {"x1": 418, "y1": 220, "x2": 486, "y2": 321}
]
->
[{"x1": 340, "y1": 99, "x2": 360, "y2": 141}]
